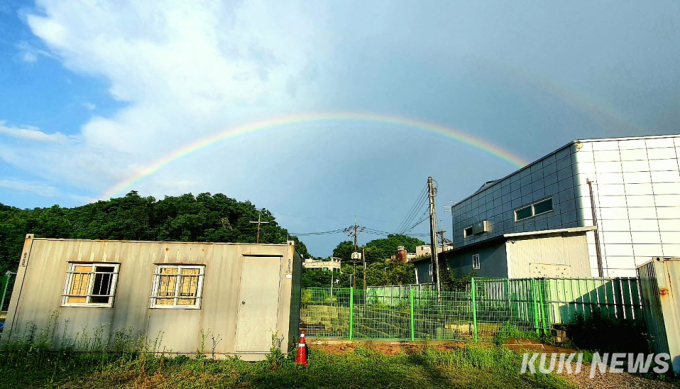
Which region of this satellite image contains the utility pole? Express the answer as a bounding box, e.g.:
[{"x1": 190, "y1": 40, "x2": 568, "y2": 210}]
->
[
  {"x1": 428, "y1": 177, "x2": 441, "y2": 296},
  {"x1": 249, "y1": 212, "x2": 269, "y2": 243},
  {"x1": 436, "y1": 230, "x2": 447, "y2": 249},
  {"x1": 352, "y1": 218, "x2": 359, "y2": 252},
  {"x1": 363, "y1": 246, "x2": 367, "y2": 290},
  {"x1": 346, "y1": 218, "x2": 363, "y2": 289}
]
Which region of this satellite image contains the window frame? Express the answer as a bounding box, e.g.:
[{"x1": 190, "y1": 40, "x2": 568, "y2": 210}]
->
[
  {"x1": 472, "y1": 254, "x2": 481, "y2": 270},
  {"x1": 463, "y1": 226, "x2": 474, "y2": 238},
  {"x1": 150, "y1": 265, "x2": 205, "y2": 310},
  {"x1": 61, "y1": 262, "x2": 120, "y2": 308},
  {"x1": 514, "y1": 197, "x2": 554, "y2": 222}
]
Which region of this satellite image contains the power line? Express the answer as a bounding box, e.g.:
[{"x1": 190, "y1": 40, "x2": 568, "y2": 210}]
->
[
  {"x1": 394, "y1": 184, "x2": 429, "y2": 235},
  {"x1": 291, "y1": 224, "x2": 428, "y2": 238},
  {"x1": 289, "y1": 228, "x2": 346, "y2": 236},
  {"x1": 401, "y1": 212, "x2": 429, "y2": 234},
  {"x1": 396, "y1": 189, "x2": 428, "y2": 235}
]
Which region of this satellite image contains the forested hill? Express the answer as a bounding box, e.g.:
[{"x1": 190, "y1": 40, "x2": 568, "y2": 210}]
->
[{"x1": 0, "y1": 191, "x2": 308, "y2": 273}]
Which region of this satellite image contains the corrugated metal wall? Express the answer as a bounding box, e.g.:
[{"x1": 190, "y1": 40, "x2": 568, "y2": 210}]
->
[
  {"x1": 638, "y1": 257, "x2": 680, "y2": 374},
  {"x1": 3, "y1": 236, "x2": 299, "y2": 361},
  {"x1": 506, "y1": 233, "x2": 591, "y2": 278},
  {"x1": 542, "y1": 277, "x2": 642, "y2": 324}
]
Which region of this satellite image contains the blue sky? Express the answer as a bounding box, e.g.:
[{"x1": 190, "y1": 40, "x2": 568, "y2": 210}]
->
[{"x1": 0, "y1": 1, "x2": 679, "y2": 256}]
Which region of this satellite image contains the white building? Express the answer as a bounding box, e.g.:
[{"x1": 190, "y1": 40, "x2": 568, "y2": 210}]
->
[
  {"x1": 302, "y1": 257, "x2": 341, "y2": 272},
  {"x1": 448, "y1": 135, "x2": 680, "y2": 278},
  {"x1": 415, "y1": 244, "x2": 453, "y2": 258}
]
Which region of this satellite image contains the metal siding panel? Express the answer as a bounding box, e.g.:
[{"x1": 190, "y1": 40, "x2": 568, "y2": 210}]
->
[
  {"x1": 448, "y1": 243, "x2": 508, "y2": 278},
  {"x1": 4, "y1": 238, "x2": 295, "y2": 360},
  {"x1": 637, "y1": 260, "x2": 670, "y2": 357},
  {"x1": 648, "y1": 258, "x2": 680, "y2": 374},
  {"x1": 507, "y1": 234, "x2": 591, "y2": 278},
  {"x1": 235, "y1": 256, "x2": 281, "y2": 352}
]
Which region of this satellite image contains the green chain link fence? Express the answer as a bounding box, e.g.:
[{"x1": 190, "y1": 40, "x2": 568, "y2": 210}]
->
[{"x1": 300, "y1": 277, "x2": 642, "y2": 342}]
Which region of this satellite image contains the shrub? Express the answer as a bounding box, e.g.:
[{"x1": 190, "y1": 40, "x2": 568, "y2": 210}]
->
[{"x1": 565, "y1": 310, "x2": 649, "y2": 353}]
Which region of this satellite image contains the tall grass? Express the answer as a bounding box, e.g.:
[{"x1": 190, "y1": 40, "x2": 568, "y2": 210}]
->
[{"x1": 1, "y1": 320, "x2": 571, "y2": 388}]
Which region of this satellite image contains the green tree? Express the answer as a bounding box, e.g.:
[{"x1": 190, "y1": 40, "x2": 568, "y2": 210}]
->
[
  {"x1": 332, "y1": 241, "x2": 356, "y2": 262},
  {"x1": 0, "y1": 191, "x2": 309, "y2": 273},
  {"x1": 336, "y1": 260, "x2": 415, "y2": 287},
  {"x1": 364, "y1": 234, "x2": 425, "y2": 262},
  {"x1": 300, "y1": 268, "x2": 335, "y2": 288}
]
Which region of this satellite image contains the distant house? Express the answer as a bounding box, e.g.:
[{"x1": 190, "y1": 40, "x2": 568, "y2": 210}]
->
[
  {"x1": 446, "y1": 134, "x2": 680, "y2": 278},
  {"x1": 409, "y1": 245, "x2": 453, "y2": 284},
  {"x1": 2, "y1": 235, "x2": 302, "y2": 361},
  {"x1": 411, "y1": 256, "x2": 434, "y2": 284},
  {"x1": 415, "y1": 244, "x2": 452, "y2": 257},
  {"x1": 302, "y1": 257, "x2": 341, "y2": 272}
]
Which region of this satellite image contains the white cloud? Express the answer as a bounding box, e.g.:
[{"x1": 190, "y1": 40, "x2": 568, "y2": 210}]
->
[
  {"x1": 0, "y1": 178, "x2": 59, "y2": 197},
  {"x1": 16, "y1": 41, "x2": 54, "y2": 63},
  {"x1": 82, "y1": 102, "x2": 96, "y2": 110},
  {"x1": 4, "y1": 0, "x2": 332, "y2": 198},
  {"x1": 0, "y1": 122, "x2": 68, "y2": 143}
]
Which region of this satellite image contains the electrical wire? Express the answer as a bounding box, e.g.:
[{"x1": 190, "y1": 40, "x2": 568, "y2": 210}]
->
[
  {"x1": 289, "y1": 228, "x2": 346, "y2": 236},
  {"x1": 393, "y1": 184, "x2": 429, "y2": 235}
]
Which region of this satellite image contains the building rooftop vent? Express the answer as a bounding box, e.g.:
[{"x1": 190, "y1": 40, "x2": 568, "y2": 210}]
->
[{"x1": 473, "y1": 180, "x2": 498, "y2": 195}]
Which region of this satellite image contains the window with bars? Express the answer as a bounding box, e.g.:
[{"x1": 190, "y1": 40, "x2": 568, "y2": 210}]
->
[
  {"x1": 62, "y1": 263, "x2": 120, "y2": 307},
  {"x1": 150, "y1": 265, "x2": 205, "y2": 309}
]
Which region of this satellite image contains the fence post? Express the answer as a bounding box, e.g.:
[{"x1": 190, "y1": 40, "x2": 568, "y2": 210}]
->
[
  {"x1": 349, "y1": 287, "x2": 354, "y2": 340},
  {"x1": 471, "y1": 277, "x2": 478, "y2": 342},
  {"x1": 538, "y1": 280, "x2": 548, "y2": 335},
  {"x1": 410, "y1": 287, "x2": 415, "y2": 341},
  {"x1": 531, "y1": 278, "x2": 540, "y2": 335},
  {"x1": 1, "y1": 271, "x2": 12, "y2": 311}
]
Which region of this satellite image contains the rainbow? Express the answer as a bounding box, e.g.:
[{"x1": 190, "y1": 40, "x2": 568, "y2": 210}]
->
[{"x1": 101, "y1": 112, "x2": 529, "y2": 199}]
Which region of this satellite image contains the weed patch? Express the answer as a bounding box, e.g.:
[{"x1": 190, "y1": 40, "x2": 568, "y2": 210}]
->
[{"x1": 0, "y1": 336, "x2": 576, "y2": 388}]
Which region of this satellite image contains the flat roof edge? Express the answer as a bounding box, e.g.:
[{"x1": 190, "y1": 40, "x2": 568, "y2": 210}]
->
[
  {"x1": 502, "y1": 225, "x2": 597, "y2": 238},
  {"x1": 440, "y1": 226, "x2": 596, "y2": 255},
  {"x1": 27, "y1": 236, "x2": 291, "y2": 247}
]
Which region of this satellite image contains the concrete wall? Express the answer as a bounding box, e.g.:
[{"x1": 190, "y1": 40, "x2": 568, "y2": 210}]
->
[
  {"x1": 506, "y1": 233, "x2": 591, "y2": 278},
  {"x1": 3, "y1": 236, "x2": 300, "y2": 360},
  {"x1": 446, "y1": 242, "x2": 508, "y2": 278}
]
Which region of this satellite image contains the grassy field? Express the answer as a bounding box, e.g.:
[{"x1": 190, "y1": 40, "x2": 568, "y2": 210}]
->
[{"x1": 0, "y1": 343, "x2": 571, "y2": 388}]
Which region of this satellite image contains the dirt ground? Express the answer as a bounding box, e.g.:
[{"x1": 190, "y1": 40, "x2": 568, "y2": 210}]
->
[
  {"x1": 308, "y1": 340, "x2": 679, "y2": 388},
  {"x1": 309, "y1": 340, "x2": 467, "y2": 355}
]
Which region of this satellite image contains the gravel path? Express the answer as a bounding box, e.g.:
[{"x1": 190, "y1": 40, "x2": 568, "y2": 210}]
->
[{"x1": 558, "y1": 362, "x2": 678, "y2": 388}]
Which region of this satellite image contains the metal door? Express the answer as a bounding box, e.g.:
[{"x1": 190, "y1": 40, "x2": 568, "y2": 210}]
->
[{"x1": 235, "y1": 256, "x2": 282, "y2": 352}]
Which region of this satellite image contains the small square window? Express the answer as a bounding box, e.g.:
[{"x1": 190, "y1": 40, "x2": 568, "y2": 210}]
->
[
  {"x1": 151, "y1": 265, "x2": 205, "y2": 309},
  {"x1": 464, "y1": 227, "x2": 473, "y2": 238},
  {"x1": 62, "y1": 263, "x2": 119, "y2": 307},
  {"x1": 472, "y1": 254, "x2": 481, "y2": 270}
]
